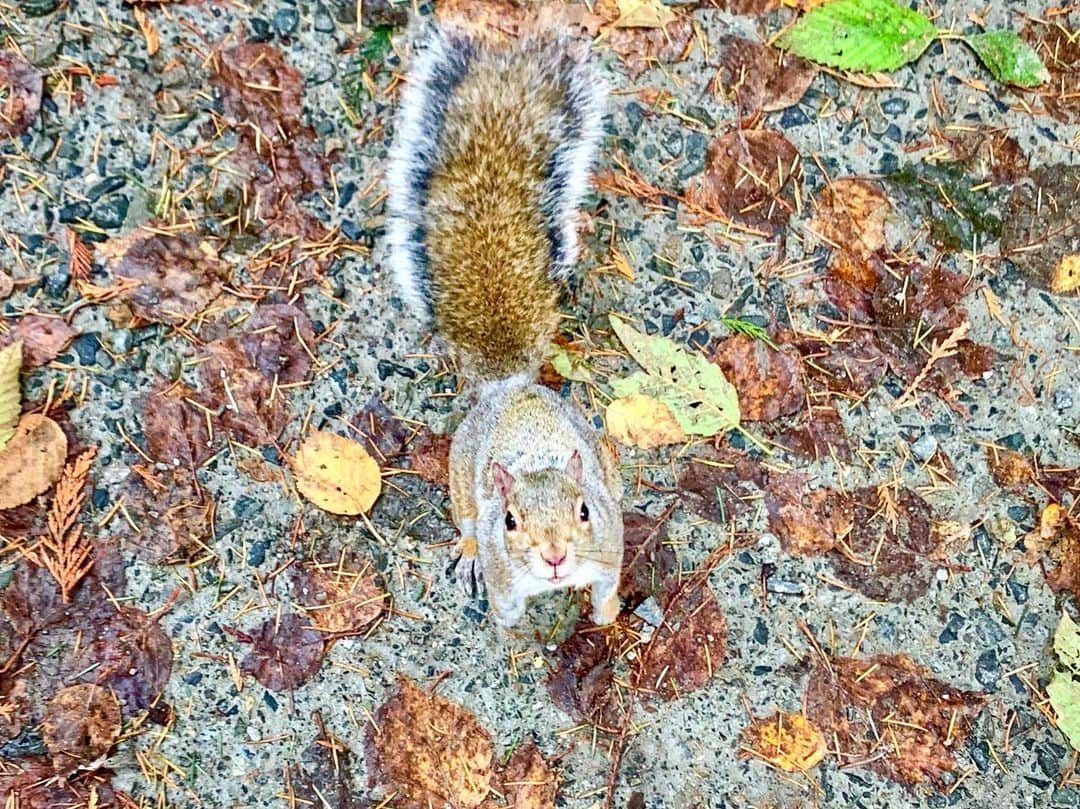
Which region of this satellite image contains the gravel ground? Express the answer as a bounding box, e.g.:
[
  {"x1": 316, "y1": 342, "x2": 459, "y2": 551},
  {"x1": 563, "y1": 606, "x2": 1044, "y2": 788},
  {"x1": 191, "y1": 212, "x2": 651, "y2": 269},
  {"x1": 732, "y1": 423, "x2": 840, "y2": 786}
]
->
[{"x1": 1, "y1": 0, "x2": 1079, "y2": 807}]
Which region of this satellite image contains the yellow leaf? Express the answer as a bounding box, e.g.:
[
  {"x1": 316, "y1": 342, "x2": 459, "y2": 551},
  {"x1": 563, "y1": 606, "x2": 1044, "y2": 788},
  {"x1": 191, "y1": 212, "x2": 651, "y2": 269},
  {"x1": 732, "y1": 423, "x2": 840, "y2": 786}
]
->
[
  {"x1": 1051, "y1": 254, "x2": 1080, "y2": 295},
  {"x1": 613, "y1": 0, "x2": 675, "y2": 28},
  {"x1": 0, "y1": 340, "x2": 22, "y2": 450},
  {"x1": 740, "y1": 711, "x2": 827, "y2": 773},
  {"x1": 0, "y1": 414, "x2": 68, "y2": 509},
  {"x1": 293, "y1": 431, "x2": 381, "y2": 515},
  {"x1": 606, "y1": 394, "x2": 686, "y2": 448}
]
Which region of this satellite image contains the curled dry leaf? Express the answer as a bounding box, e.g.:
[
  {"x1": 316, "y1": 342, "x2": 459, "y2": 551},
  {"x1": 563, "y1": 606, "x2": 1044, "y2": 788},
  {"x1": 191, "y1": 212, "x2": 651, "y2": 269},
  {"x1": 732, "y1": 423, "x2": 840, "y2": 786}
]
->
[
  {"x1": 99, "y1": 228, "x2": 230, "y2": 324},
  {"x1": 241, "y1": 613, "x2": 325, "y2": 691},
  {"x1": 637, "y1": 582, "x2": 727, "y2": 702},
  {"x1": 408, "y1": 426, "x2": 453, "y2": 488},
  {"x1": 811, "y1": 177, "x2": 890, "y2": 259},
  {"x1": 714, "y1": 35, "x2": 817, "y2": 118},
  {"x1": 42, "y1": 684, "x2": 122, "y2": 775},
  {"x1": 764, "y1": 471, "x2": 853, "y2": 556},
  {"x1": 0, "y1": 414, "x2": 68, "y2": 510},
  {"x1": 739, "y1": 712, "x2": 827, "y2": 772},
  {"x1": 293, "y1": 554, "x2": 387, "y2": 636},
  {"x1": 805, "y1": 654, "x2": 986, "y2": 788},
  {"x1": 294, "y1": 431, "x2": 382, "y2": 516},
  {"x1": 687, "y1": 130, "x2": 802, "y2": 232},
  {"x1": 606, "y1": 394, "x2": 687, "y2": 448},
  {"x1": 712, "y1": 334, "x2": 806, "y2": 422},
  {"x1": 0, "y1": 51, "x2": 43, "y2": 139},
  {"x1": 0, "y1": 339, "x2": 20, "y2": 450},
  {"x1": 365, "y1": 676, "x2": 494, "y2": 809},
  {"x1": 1025, "y1": 504, "x2": 1080, "y2": 600},
  {"x1": 3, "y1": 315, "x2": 77, "y2": 366}
]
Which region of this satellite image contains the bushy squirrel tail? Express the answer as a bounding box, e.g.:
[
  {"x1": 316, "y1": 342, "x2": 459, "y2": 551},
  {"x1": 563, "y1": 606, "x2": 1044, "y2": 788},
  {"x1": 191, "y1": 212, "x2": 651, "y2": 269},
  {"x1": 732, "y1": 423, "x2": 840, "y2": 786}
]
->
[{"x1": 384, "y1": 24, "x2": 607, "y2": 327}]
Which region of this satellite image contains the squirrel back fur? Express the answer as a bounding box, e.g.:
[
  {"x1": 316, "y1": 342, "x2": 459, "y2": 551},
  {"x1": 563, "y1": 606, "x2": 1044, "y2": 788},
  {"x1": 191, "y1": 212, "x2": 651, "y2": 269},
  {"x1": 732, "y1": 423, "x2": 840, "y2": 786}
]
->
[{"x1": 385, "y1": 24, "x2": 607, "y2": 381}]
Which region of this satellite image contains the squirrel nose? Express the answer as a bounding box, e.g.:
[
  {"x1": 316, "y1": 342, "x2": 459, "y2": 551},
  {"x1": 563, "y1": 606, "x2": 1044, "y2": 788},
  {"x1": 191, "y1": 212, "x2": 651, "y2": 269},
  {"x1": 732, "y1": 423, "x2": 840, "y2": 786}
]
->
[{"x1": 543, "y1": 553, "x2": 566, "y2": 568}]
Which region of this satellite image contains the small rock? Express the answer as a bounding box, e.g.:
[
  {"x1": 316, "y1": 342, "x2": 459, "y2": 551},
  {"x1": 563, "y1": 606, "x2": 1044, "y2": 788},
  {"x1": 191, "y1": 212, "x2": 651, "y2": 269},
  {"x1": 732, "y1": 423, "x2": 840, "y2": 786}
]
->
[
  {"x1": 1053, "y1": 389, "x2": 1073, "y2": 411},
  {"x1": 661, "y1": 127, "x2": 683, "y2": 158},
  {"x1": 779, "y1": 106, "x2": 810, "y2": 127},
  {"x1": 1051, "y1": 787, "x2": 1080, "y2": 808},
  {"x1": 677, "y1": 132, "x2": 708, "y2": 181},
  {"x1": 684, "y1": 104, "x2": 715, "y2": 128},
  {"x1": 624, "y1": 101, "x2": 646, "y2": 135},
  {"x1": 911, "y1": 433, "x2": 938, "y2": 461},
  {"x1": 72, "y1": 333, "x2": 100, "y2": 365},
  {"x1": 248, "y1": 539, "x2": 269, "y2": 567},
  {"x1": 150, "y1": 348, "x2": 182, "y2": 380},
  {"x1": 87, "y1": 176, "x2": 126, "y2": 201},
  {"x1": 19, "y1": 0, "x2": 61, "y2": 16},
  {"x1": 314, "y1": 3, "x2": 336, "y2": 32},
  {"x1": 58, "y1": 201, "x2": 91, "y2": 223},
  {"x1": 273, "y1": 8, "x2": 299, "y2": 35},
  {"x1": 974, "y1": 648, "x2": 1000, "y2": 687},
  {"x1": 249, "y1": 17, "x2": 273, "y2": 42},
  {"x1": 44, "y1": 268, "x2": 70, "y2": 299},
  {"x1": 105, "y1": 328, "x2": 133, "y2": 354},
  {"x1": 92, "y1": 195, "x2": 130, "y2": 230},
  {"x1": 881, "y1": 97, "x2": 909, "y2": 115}
]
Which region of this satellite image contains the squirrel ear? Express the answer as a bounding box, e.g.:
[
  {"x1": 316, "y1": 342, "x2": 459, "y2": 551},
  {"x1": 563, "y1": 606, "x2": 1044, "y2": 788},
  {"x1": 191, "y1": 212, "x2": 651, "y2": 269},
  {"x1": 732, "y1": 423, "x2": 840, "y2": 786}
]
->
[
  {"x1": 492, "y1": 462, "x2": 515, "y2": 502},
  {"x1": 566, "y1": 450, "x2": 583, "y2": 483}
]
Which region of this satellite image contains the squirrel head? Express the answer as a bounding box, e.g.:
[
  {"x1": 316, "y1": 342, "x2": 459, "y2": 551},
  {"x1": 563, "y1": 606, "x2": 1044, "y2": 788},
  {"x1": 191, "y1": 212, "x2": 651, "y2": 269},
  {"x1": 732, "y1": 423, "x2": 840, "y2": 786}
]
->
[{"x1": 492, "y1": 451, "x2": 596, "y2": 585}]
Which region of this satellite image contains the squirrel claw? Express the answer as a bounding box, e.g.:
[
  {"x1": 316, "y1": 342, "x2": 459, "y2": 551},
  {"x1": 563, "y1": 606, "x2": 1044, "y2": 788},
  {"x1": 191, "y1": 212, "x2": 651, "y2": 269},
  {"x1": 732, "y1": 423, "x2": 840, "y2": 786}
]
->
[{"x1": 448, "y1": 545, "x2": 484, "y2": 599}]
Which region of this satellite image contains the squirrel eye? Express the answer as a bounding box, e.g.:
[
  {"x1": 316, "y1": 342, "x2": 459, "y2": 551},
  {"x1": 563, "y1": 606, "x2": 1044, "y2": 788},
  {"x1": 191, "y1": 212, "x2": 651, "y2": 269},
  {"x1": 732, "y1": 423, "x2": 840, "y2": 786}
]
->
[
  {"x1": 579, "y1": 502, "x2": 589, "y2": 522},
  {"x1": 504, "y1": 511, "x2": 517, "y2": 532}
]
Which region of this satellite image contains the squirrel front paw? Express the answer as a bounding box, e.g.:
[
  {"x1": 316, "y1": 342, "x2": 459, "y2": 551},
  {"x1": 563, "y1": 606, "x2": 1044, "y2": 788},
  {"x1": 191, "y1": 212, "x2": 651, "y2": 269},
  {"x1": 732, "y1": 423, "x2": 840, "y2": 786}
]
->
[
  {"x1": 447, "y1": 536, "x2": 483, "y2": 599},
  {"x1": 591, "y1": 585, "x2": 620, "y2": 626}
]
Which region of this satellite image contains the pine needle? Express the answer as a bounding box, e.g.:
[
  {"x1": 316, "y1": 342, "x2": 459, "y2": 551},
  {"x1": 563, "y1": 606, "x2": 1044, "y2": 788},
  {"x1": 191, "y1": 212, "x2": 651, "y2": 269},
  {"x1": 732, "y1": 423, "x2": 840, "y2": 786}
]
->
[{"x1": 25, "y1": 446, "x2": 98, "y2": 602}]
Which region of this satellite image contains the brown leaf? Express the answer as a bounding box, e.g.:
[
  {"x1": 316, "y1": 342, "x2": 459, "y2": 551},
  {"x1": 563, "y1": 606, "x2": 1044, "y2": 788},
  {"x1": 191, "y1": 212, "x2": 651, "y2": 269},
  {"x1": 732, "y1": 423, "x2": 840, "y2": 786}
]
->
[
  {"x1": 769, "y1": 405, "x2": 851, "y2": 461},
  {"x1": 215, "y1": 44, "x2": 305, "y2": 140},
  {"x1": 1022, "y1": 19, "x2": 1080, "y2": 122},
  {"x1": 830, "y1": 487, "x2": 939, "y2": 603},
  {"x1": 0, "y1": 758, "x2": 118, "y2": 809},
  {"x1": 293, "y1": 554, "x2": 387, "y2": 636},
  {"x1": 351, "y1": 395, "x2": 409, "y2": 466},
  {"x1": 501, "y1": 739, "x2": 559, "y2": 809},
  {"x1": 241, "y1": 613, "x2": 325, "y2": 691},
  {"x1": 986, "y1": 446, "x2": 1034, "y2": 490},
  {"x1": 121, "y1": 465, "x2": 212, "y2": 562},
  {"x1": 409, "y1": 427, "x2": 452, "y2": 488},
  {"x1": 811, "y1": 178, "x2": 890, "y2": 260},
  {"x1": 805, "y1": 654, "x2": 985, "y2": 788},
  {"x1": 687, "y1": 130, "x2": 801, "y2": 232},
  {"x1": 739, "y1": 711, "x2": 827, "y2": 772},
  {"x1": 935, "y1": 126, "x2": 1029, "y2": 185},
  {"x1": 2, "y1": 315, "x2": 77, "y2": 366},
  {"x1": 0, "y1": 51, "x2": 43, "y2": 139},
  {"x1": 764, "y1": 471, "x2": 852, "y2": 556},
  {"x1": 606, "y1": 14, "x2": 695, "y2": 80},
  {"x1": 1001, "y1": 166, "x2": 1080, "y2": 296},
  {"x1": 42, "y1": 684, "x2": 122, "y2": 775},
  {"x1": 545, "y1": 620, "x2": 620, "y2": 728},
  {"x1": 100, "y1": 228, "x2": 230, "y2": 324},
  {"x1": 676, "y1": 445, "x2": 765, "y2": 523},
  {"x1": 620, "y1": 509, "x2": 676, "y2": 611},
  {"x1": 289, "y1": 722, "x2": 370, "y2": 809},
  {"x1": 365, "y1": 676, "x2": 495, "y2": 809},
  {"x1": 712, "y1": 334, "x2": 805, "y2": 422},
  {"x1": 143, "y1": 384, "x2": 213, "y2": 469},
  {"x1": 795, "y1": 333, "x2": 889, "y2": 396},
  {"x1": 0, "y1": 414, "x2": 68, "y2": 510},
  {"x1": 713, "y1": 0, "x2": 777, "y2": 12},
  {"x1": 713, "y1": 36, "x2": 816, "y2": 118},
  {"x1": 1025, "y1": 504, "x2": 1080, "y2": 600},
  {"x1": 637, "y1": 582, "x2": 727, "y2": 701}
]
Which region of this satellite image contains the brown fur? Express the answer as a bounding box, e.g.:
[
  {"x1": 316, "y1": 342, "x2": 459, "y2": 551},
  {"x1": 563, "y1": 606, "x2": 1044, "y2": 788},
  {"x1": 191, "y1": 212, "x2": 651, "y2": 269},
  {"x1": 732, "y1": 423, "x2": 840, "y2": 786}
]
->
[{"x1": 425, "y1": 48, "x2": 566, "y2": 380}]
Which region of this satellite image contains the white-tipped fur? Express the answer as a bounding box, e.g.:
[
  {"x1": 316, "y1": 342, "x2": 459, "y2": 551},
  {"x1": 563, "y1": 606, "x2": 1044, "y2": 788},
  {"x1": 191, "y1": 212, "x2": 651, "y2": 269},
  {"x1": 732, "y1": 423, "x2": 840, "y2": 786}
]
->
[{"x1": 384, "y1": 24, "x2": 608, "y2": 324}]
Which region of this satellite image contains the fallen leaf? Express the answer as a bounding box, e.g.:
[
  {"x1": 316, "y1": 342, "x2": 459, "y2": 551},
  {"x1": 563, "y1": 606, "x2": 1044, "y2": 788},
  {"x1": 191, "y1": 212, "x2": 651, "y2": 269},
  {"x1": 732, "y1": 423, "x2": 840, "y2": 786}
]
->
[
  {"x1": 3, "y1": 315, "x2": 77, "y2": 366},
  {"x1": 986, "y1": 446, "x2": 1033, "y2": 489},
  {"x1": 609, "y1": 317, "x2": 740, "y2": 437},
  {"x1": 241, "y1": 613, "x2": 325, "y2": 691},
  {"x1": 764, "y1": 471, "x2": 853, "y2": 556},
  {"x1": 770, "y1": 405, "x2": 852, "y2": 461},
  {"x1": 0, "y1": 51, "x2": 43, "y2": 139},
  {"x1": 408, "y1": 427, "x2": 452, "y2": 488},
  {"x1": 714, "y1": 35, "x2": 817, "y2": 117},
  {"x1": 830, "y1": 486, "x2": 940, "y2": 603},
  {"x1": 606, "y1": 394, "x2": 687, "y2": 448},
  {"x1": 288, "y1": 721, "x2": 369, "y2": 809},
  {"x1": 294, "y1": 431, "x2": 382, "y2": 515},
  {"x1": 143, "y1": 384, "x2": 213, "y2": 469},
  {"x1": 132, "y1": 6, "x2": 160, "y2": 56},
  {"x1": 0, "y1": 758, "x2": 118, "y2": 808},
  {"x1": 1052, "y1": 254, "x2": 1080, "y2": 295},
  {"x1": 606, "y1": 14, "x2": 695, "y2": 79},
  {"x1": 637, "y1": 581, "x2": 727, "y2": 702},
  {"x1": 0, "y1": 340, "x2": 20, "y2": 450},
  {"x1": 1025, "y1": 504, "x2": 1080, "y2": 601},
  {"x1": 805, "y1": 654, "x2": 986, "y2": 788},
  {"x1": 1022, "y1": 19, "x2": 1080, "y2": 122},
  {"x1": 215, "y1": 43, "x2": 306, "y2": 140},
  {"x1": 365, "y1": 676, "x2": 495, "y2": 809},
  {"x1": 687, "y1": 130, "x2": 802, "y2": 232},
  {"x1": 676, "y1": 445, "x2": 765, "y2": 524},
  {"x1": 0, "y1": 414, "x2": 69, "y2": 510},
  {"x1": 546, "y1": 620, "x2": 621, "y2": 729},
  {"x1": 293, "y1": 554, "x2": 387, "y2": 636},
  {"x1": 810, "y1": 177, "x2": 890, "y2": 259},
  {"x1": 42, "y1": 684, "x2": 122, "y2": 775},
  {"x1": 712, "y1": 334, "x2": 806, "y2": 422},
  {"x1": 739, "y1": 712, "x2": 827, "y2": 772},
  {"x1": 351, "y1": 394, "x2": 409, "y2": 465},
  {"x1": 498, "y1": 739, "x2": 559, "y2": 809},
  {"x1": 121, "y1": 466, "x2": 212, "y2": 562},
  {"x1": 1049, "y1": 611, "x2": 1080, "y2": 752},
  {"x1": 612, "y1": 0, "x2": 675, "y2": 28},
  {"x1": 620, "y1": 509, "x2": 676, "y2": 611},
  {"x1": 99, "y1": 228, "x2": 230, "y2": 324}
]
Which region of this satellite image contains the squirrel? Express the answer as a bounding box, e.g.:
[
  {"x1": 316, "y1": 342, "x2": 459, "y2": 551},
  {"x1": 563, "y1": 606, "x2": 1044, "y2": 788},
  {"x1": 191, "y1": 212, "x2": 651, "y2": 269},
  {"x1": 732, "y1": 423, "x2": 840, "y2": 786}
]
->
[{"x1": 384, "y1": 23, "x2": 624, "y2": 628}]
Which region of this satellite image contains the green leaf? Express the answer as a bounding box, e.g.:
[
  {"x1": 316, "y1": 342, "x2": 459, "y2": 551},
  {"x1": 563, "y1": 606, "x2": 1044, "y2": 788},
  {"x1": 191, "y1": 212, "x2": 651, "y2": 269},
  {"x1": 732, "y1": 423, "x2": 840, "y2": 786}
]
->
[
  {"x1": 1048, "y1": 670, "x2": 1080, "y2": 752},
  {"x1": 965, "y1": 30, "x2": 1050, "y2": 88},
  {"x1": 609, "y1": 317, "x2": 740, "y2": 436},
  {"x1": 776, "y1": 0, "x2": 937, "y2": 72},
  {"x1": 0, "y1": 340, "x2": 22, "y2": 451},
  {"x1": 549, "y1": 344, "x2": 593, "y2": 383},
  {"x1": 360, "y1": 25, "x2": 394, "y2": 65},
  {"x1": 1056, "y1": 611, "x2": 1080, "y2": 675}
]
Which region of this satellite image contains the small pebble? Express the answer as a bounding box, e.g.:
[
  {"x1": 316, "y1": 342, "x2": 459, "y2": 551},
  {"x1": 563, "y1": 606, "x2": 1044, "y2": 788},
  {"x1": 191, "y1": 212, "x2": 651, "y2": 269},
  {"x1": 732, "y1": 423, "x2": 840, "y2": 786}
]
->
[
  {"x1": 273, "y1": 8, "x2": 299, "y2": 34},
  {"x1": 1053, "y1": 389, "x2": 1073, "y2": 411},
  {"x1": 911, "y1": 433, "x2": 938, "y2": 461}
]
